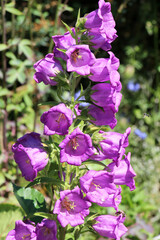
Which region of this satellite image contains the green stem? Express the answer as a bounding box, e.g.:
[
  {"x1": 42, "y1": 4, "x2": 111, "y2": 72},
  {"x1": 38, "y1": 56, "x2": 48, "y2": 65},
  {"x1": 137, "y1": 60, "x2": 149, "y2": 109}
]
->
[
  {"x1": 20, "y1": 0, "x2": 35, "y2": 39},
  {"x1": 1, "y1": 0, "x2": 8, "y2": 164},
  {"x1": 49, "y1": 0, "x2": 62, "y2": 53},
  {"x1": 65, "y1": 163, "x2": 70, "y2": 189},
  {"x1": 59, "y1": 226, "x2": 67, "y2": 240}
]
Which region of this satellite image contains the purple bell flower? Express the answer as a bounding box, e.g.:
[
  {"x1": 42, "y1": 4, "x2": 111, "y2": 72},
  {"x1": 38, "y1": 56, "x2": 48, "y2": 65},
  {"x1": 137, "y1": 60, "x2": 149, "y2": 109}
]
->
[
  {"x1": 92, "y1": 214, "x2": 128, "y2": 240},
  {"x1": 53, "y1": 186, "x2": 91, "y2": 227},
  {"x1": 88, "y1": 52, "x2": 120, "y2": 83},
  {"x1": 92, "y1": 128, "x2": 131, "y2": 166},
  {"x1": 85, "y1": 0, "x2": 117, "y2": 50},
  {"x1": 91, "y1": 83, "x2": 122, "y2": 111},
  {"x1": 107, "y1": 152, "x2": 136, "y2": 191},
  {"x1": 66, "y1": 45, "x2": 96, "y2": 75},
  {"x1": 52, "y1": 28, "x2": 76, "y2": 60},
  {"x1": 88, "y1": 104, "x2": 117, "y2": 129},
  {"x1": 59, "y1": 127, "x2": 94, "y2": 166},
  {"x1": 36, "y1": 219, "x2": 57, "y2": 240},
  {"x1": 40, "y1": 103, "x2": 73, "y2": 136},
  {"x1": 80, "y1": 170, "x2": 121, "y2": 210},
  {"x1": 33, "y1": 53, "x2": 63, "y2": 86},
  {"x1": 6, "y1": 220, "x2": 36, "y2": 240},
  {"x1": 12, "y1": 132, "x2": 49, "y2": 181}
]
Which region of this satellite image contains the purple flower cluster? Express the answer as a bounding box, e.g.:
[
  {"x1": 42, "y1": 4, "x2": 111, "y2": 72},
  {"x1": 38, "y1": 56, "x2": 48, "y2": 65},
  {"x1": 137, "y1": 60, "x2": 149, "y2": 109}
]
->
[
  {"x1": 10, "y1": 0, "x2": 136, "y2": 239},
  {"x1": 6, "y1": 219, "x2": 57, "y2": 240}
]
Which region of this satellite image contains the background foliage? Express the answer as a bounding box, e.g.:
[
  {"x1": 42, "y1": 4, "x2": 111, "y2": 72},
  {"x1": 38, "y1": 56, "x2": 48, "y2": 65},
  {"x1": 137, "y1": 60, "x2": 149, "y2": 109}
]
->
[{"x1": 0, "y1": 0, "x2": 160, "y2": 239}]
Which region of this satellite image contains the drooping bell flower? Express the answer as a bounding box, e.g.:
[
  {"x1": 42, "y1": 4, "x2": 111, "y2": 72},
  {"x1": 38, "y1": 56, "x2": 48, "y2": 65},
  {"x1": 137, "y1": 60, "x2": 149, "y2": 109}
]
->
[
  {"x1": 36, "y1": 219, "x2": 57, "y2": 240},
  {"x1": 88, "y1": 53, "x2": 120, "y2": 85},
  {"x1": 91, "y1": 83, "x2": 122, "y2": 111},
  {"x1": 52, "y1": 28, "x2": 76, "y2": 60},
  {"x1": 66, "y1": 45, "x2": 96, "y2": 75},
  {"x1": 80, "y1": 170, "x2": 121, "y2": 210},
  {"x1": 33, "y1": 53, "x2": 63, "y2": 86},
  {"x1": 6, "y1": 220, "x2": 36, "y2": 240},
  {"x1": 88, "y1": 104, "x2": 117, "y2": 129},
  {"x1": 92, "y1": 214, "x2": 128, "y2": 240},
  {"x1": 12, "y1": 132, "x2": 49, "y2": 181},
  {"x1": 107, "y1": 152, "x2": 136, "y2": 191},
  {"x1": 92, "y1": 128, "x2": 131, "y2": 166},
  {"x1": 59, "y1": 127, "x2": 94, "y2": 166},
  {"x1": 85, "y1": 0, "x2": 117, "y2": 51},
  {"x1": 88, "y1": 58, "x2": 111, "y2": 82},
  {"x1": 53, "y1": 186, "x2": 91, "y2": 227},
  {"x1": 40, "y1": 103, "x2": 73, "y2": 136}
]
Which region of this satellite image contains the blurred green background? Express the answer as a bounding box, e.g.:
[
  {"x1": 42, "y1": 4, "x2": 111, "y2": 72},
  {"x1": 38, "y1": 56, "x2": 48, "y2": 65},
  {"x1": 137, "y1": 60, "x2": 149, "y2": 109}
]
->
[{"x1": 0, "y1": 0, "x2": 160, "y2": 239}]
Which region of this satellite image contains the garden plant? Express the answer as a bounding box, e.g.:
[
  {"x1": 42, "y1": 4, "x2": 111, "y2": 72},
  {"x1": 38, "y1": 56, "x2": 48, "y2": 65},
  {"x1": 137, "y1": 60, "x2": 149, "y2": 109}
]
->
[
  {"x1": 1, "y1": 0, "x2": 160, "y2": 240},
  {"x1": 4, "y1": 0, "x2": 137, "y2": 239}
]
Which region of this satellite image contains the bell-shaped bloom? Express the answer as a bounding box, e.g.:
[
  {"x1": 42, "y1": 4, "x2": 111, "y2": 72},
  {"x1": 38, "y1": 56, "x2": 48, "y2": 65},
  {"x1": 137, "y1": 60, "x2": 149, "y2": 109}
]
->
[
  {"x1": 85, "y1": 0, "x2": 117, "y2": 50},
  {"x1": 53, "y1": 186, "x2": 91, "y2": 227},
  {"x1": 92, "y1": 214, "x2": 128, "y2": 240},
  {"x1": 88, "y1": 52, "x2": 120, "y2": 83},
  {"x1": 36, "y1": 219, "x2": 57, "y2": 240},
  {"x1": 89, "y1": 58, "x2": 111, "y2": 82},
  {"x1": 12, "y1": 132, "x2": 49, "y2": 181},
  {"x1": 40, "y1": 103, "x2": 73, "y2": 136},
  {"x1": 88, "y1": 104, "x2": 117, "y2": 129},
  {"x1": 52, "y1": 29, "x2": 76, "y2": 60},
  {"x1": 91, "y1": 83, "x2": 122, "y2": 112},
  {"x1": 66, "y1": 45, "x2": 96, "y2": 75},
  {"x1": 107, "y1": 152, "x2": 136, "y2": 191},
  {"x1": 33, "y1": 53, "x2": 63, "y2": 86},
  {"x1": 6, "y1": 220, "x2": 36, "y2": 240},
  {"x1": 92, "y1": 128, "x2": 131, "y2": 166},
  {"x1": 59, "y1": 127, "x2": 94, "y2": 166},
  {"x1": 80, "y1": 170, "x2": 121, "y2": 210}
]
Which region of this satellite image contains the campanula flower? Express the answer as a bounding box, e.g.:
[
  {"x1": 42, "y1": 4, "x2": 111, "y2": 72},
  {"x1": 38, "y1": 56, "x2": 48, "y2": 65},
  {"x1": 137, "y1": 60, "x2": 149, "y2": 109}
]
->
[
  {"x1": 36, "y1": 219, "x2": 57, "y2": 240},
  {"x1": 40, "y1": 103, "x2": 73, "y2": 136},
  {"x1": 59, "y1": 127, "x2": 94, "y2": 166},
  {"x1": 85, "y1": 0, "x2": 117, "y2": 50},
  {"x1": 92, "y1": 128, "x2": 131, "y2": 166},
  {"x1": 92, "y1": 214, "x2": 127, "y2": 240},
  {"x1": 12, "y1": 132, "x2": 48, "y2": 181},
  {"x1": 52, "y1": 28, "x2": 76, "y2": 60},
  {"x1": 88, "y1": 104, "x2": 117, "y2": 129},
  {"x1": 66, "y1": 45, "x2": 96, "y2": 75},
  {"x1": 80, "y1": 170, "x2": 121, "y2": 210},
  {"x1": 53, "y1": 186, "x2": 91, "y2": 227},
  {"x1": 6, "y1": 220, "x2": 36, "y2": 240},
  {"x1": 88, "y1": 52, "x2": 120, "y2": 83},
  {"x1": 33, "y1": 53, "x2": 63, "y2": 86},
  {"x1": 91, "y1": 83, "x2": 122, "y2": 111},
  {"x1": 107, "y1": 152, "x2": 136, "y2": 191}
]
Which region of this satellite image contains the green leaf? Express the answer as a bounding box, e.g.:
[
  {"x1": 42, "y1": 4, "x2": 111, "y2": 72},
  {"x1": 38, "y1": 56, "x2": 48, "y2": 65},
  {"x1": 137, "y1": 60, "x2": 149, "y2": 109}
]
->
[
  {"x1": 0, "y1": 87, "x2": 11, "y2": 97},
  {"x1": 75, "y1": 8, "x2": 81, "y2": 28},
  {"x1": 61, "y1": 21, "x2": 75, "y2": 39},
  {"x1": 13, "y1": 183, "x2": 46, "y2": 217},
  {"x1": 0, "y1": 44, "x2": 8, "y2": 51},
  {"x1": 0, "y1": 204, "x2": 24, "y2": 239},
  {"x1": 84, "y1": 159, "x2": 107, "y2": 168},
  {"x1": 34, "y1": 212, "x2": 56, "y2": 220},
  {"x1": 56, "y1": 48, "x2": 67, "y2": 54},
  {"x1": 26, "y1": 177, "x2": 62, "y2": 188},
  {"x1": 5, "y1": 7, "x2": 23, "y2": 15}
]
